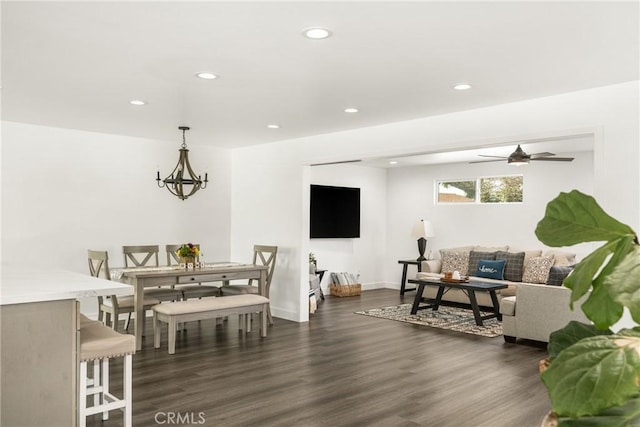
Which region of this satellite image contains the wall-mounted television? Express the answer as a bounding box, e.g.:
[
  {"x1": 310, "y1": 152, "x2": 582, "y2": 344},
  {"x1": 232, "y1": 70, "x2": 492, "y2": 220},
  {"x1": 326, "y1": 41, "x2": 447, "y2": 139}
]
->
[{"x1": 310, "y1": 184, "x2": 361, "y2": 238}]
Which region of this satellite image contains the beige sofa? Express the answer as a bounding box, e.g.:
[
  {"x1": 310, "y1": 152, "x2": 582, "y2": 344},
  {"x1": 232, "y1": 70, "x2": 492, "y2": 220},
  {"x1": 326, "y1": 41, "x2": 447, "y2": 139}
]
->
[{"x1": 414, "y1": 245, "x2": 584, "y2": 342}]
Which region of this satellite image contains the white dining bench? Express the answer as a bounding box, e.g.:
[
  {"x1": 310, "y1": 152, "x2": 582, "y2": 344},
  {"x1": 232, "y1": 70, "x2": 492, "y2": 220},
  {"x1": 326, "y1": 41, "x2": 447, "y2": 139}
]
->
[{"x1": 152, "y1": 294, "x2": 270, "y2": 354}]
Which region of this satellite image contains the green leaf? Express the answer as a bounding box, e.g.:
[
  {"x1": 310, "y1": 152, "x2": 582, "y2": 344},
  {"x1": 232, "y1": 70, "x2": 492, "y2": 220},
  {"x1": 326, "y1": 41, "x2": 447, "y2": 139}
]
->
[
  {"x1": 608, "y1": 246, "x2": 640, "y2": 324},
  {"x1": 542, "y1": 335, "x2": 640, "y2": 417},
  {"x1": 548, "y1": 321, "x2": 612, "y2": 360},
  {"x1": 581, "y1": 236, "x2": 635, "y2": 329},
  {"x1": 557, "y1": 396, "x2": 640, "y2": 426},
  {"x1": 564, "y1": 241, "x2": 618, "y2": 305},
  {"x1": 535, "y1": 190, "x2": 636, "y2": 247}
]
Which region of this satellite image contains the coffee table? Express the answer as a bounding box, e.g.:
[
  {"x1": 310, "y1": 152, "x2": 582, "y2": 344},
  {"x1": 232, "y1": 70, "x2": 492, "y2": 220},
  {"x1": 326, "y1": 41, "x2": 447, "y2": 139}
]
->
[{"x1": 409, "y1": 278, "x2": 507, "y2": 326}]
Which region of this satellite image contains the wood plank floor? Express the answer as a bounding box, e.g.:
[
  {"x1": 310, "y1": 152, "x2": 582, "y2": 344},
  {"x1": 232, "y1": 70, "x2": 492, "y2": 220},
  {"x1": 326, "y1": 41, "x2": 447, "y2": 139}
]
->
[{"x1": 87, "y1": 289, "x2": 550, "y2": 427}]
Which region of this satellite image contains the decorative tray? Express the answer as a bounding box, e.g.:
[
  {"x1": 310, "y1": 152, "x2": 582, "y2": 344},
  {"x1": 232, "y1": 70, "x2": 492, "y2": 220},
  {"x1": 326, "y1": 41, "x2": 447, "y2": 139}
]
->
[{"x1": 440, "y1": 277, "x2": 470, "y2": 283}]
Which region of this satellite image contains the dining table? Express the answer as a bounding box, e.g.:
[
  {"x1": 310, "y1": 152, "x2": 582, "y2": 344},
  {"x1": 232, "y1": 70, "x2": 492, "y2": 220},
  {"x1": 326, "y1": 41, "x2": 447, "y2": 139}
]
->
[{"x1": 118, "y1": 262, "x2": 268, "y2": 350}]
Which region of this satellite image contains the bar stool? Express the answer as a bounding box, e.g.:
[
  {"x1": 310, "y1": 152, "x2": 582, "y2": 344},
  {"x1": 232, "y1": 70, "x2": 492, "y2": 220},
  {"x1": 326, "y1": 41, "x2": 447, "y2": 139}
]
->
[{"x1": 79, "y1": 315, "x2": 135, "y2": 427}]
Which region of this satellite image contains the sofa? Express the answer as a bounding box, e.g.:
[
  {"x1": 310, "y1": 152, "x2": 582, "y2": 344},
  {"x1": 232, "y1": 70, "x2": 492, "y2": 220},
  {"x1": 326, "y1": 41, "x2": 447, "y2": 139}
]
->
[{"x1": 415, "y1": 245, "x2": 588, "y2": 342}]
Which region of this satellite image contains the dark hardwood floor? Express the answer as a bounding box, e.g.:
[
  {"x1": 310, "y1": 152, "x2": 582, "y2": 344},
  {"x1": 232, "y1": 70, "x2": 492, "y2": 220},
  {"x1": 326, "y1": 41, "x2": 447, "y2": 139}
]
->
[{"x1": 87, "y1": 289, "x2": 550, "y2": 427}]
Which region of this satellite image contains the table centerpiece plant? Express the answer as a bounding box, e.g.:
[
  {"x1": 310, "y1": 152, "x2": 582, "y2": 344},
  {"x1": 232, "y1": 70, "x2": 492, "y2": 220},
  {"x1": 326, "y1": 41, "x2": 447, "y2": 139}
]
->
[
  {"x1": 534, "y1": 190, "x2": 640, "y2": 426},
  {"x1": 176, "y1": 243, "x2": 200, "y2": 266}
]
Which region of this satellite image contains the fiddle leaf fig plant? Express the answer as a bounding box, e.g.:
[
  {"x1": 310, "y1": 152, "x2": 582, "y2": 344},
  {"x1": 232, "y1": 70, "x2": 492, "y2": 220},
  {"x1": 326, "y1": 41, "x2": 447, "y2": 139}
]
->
[{"x1": 535, "y1": 190, "x2": 640, "y2": 425}]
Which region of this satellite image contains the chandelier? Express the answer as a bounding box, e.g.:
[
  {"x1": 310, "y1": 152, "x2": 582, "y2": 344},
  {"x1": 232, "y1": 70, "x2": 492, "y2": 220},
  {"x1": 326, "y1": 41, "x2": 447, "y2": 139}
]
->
[{"x1": 156, "y1": 126, "x2": 208, "y2": 200}]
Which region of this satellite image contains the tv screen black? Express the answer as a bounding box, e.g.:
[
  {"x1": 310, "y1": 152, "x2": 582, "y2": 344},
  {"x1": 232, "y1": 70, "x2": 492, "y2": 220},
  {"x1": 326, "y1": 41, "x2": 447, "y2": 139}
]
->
[{"x1": 310, "y1": 185, "x2": 360, "y2": 238}]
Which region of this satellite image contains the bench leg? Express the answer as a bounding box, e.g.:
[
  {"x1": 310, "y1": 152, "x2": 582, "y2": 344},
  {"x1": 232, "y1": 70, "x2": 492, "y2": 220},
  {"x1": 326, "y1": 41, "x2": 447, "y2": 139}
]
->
[
  {"x1": 153, "y1": 313, "x2": 161, "y2": 349},
  {"x1": 246, "y1": 314, "x2": 252, "y2": 333},
  {"x1": 168, "y1": 317, "x2": 177, "y2": 355}
]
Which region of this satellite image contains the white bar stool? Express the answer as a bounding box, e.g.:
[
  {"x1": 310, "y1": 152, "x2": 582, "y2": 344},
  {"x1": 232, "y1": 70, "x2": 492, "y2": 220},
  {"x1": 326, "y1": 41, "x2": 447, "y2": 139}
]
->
[{"x1": 79, "y1": 315, "x2": 135, "y2": 427}]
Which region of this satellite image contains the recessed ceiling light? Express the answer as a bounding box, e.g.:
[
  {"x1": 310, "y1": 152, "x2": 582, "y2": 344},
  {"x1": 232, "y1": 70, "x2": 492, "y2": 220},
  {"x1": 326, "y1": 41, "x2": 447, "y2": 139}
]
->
[
  {"x1": 389, "y1": 161, "x2": 398, "y2": 165},
  {"x1": 303, "y1": 27, "x2": 332, "y2": 39},
  {"x1": 344, "y1": 108, "x2": 358, "y2": 113},
  {"x1": 453, "y1": 83, "x2": 472, "y2": 91},
  {"x1": 196, "y1": 72, "x2": 218, "y2": 80},
  {"x1": 267, "y1": 124, "x2": 280, "y2": 129},
  {"x1": 129, "y1": 100, "x2": 147, "y2": 106}
]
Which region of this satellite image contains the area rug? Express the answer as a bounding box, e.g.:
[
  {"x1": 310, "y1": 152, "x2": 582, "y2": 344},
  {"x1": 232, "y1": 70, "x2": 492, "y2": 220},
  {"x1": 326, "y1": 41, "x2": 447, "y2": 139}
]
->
[{"x1": 355, "y1": 304, "x2": 502, "y2": 338}]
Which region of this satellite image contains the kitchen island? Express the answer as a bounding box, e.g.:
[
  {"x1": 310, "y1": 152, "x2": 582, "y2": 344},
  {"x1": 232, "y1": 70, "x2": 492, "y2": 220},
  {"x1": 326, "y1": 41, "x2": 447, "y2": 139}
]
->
[{"x1": 1, "y1": 265, "x2": 131, "y2": 427}]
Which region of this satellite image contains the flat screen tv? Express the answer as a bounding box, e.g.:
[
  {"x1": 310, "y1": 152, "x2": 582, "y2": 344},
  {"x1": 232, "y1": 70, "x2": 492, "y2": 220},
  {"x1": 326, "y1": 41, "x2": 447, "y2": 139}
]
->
[{"x1": 310, "y1": 185, "x2": 360, "y2": 238}]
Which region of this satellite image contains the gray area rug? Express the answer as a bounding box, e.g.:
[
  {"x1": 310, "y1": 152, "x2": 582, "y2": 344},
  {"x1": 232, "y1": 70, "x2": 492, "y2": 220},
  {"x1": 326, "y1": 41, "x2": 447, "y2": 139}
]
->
[{"x1": 355, "y1": 303, "x2": 503, "y2": 338}]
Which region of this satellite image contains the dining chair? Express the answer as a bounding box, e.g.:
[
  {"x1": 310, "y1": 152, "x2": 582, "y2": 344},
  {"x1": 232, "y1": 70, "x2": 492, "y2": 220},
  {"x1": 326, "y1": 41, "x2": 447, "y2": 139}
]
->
[
  {"x1": 88, "y1": 249, "x2": 161, "y2": 333},
  {"x1": 122, "y1": 245, "x2": 183, "y2": 302},
  {"x1": 220, "y1": 244, "x2": 278, "y2": 324},
  {"x1": 167, "y1": 244, "x2": 221, "y2": 299}
]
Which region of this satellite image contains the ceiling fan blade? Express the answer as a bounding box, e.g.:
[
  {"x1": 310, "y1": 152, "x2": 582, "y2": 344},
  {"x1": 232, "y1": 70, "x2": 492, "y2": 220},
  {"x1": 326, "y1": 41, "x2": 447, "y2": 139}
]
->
[
  {"x1": 469, "y1": 159, "x2": 505, "y2": 164},
  {"x1": 530, "y1": 157, "x2": 574, "y2": 162},
  {"x1": 529, "y1": 152, "x2": 555, "y2": 157},
  {"x1": 477, "y1": 155, "x2": 508, "y2": 159}
]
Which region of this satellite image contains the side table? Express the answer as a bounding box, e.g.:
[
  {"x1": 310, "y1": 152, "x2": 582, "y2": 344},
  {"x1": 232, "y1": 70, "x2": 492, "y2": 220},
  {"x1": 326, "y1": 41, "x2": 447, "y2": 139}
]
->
[{"x1": 397, "y1": 260, "x2": 422, "y2": 295}]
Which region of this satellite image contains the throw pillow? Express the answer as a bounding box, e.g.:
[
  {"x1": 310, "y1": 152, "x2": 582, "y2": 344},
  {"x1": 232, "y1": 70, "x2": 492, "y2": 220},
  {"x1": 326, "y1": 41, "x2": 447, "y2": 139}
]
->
[
  {"x1": 495, "y1": 251, "x2": 526, "y2": 282},
  {"x1": 546, "y1": 265, "x2": 574, "y2": 286},
  {"x1": 475, "y1": 259, "x2": 506, "y2": 280},
  {"x1": 441, "y1": 251, "x2": 470, "y2": 276},
  {"x1": 474, "y1": 245, "x2": 509, "y2": 253},
  {"x1": 467, "y1": 251, "x2": 497, "y2": 277},
  {"x1": 544, "y1": 250, "x2": 576, "y2": 266},
  {"x1": 522, "y1": 255, "x2": 555, "y2": 284}
]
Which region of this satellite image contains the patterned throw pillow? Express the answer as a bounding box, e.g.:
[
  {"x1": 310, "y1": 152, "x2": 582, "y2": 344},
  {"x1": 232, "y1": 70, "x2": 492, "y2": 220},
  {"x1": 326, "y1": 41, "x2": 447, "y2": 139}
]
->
[
  {"x1": 546, "y1": 265, "x2": 574, "y2": 286},
  {"x1": 467, "y1": 251, "x2": 497, "y2": 276},
  {"x1": 495, "y1": 251, "x2": 526, "y2": 282},
  {"x1": 522, "y1": 256, "x2": 555, "y2": 284},
  {"x1": 476, "y1": 259, "x2": 506, "y2": 280},
  {"x1": 441, "y1": 251, "x2": 470, "y2": 276}
]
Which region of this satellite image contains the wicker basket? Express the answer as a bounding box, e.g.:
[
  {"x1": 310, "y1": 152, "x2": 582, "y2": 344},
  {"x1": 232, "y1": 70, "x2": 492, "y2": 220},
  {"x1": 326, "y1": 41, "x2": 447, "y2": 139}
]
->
[{"x1": 329, "y1": 283, "x2": 362, "y2": 297}]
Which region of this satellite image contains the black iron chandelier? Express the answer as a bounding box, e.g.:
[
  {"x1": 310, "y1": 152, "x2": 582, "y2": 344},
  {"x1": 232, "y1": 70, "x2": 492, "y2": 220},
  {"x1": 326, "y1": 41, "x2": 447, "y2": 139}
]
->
[{"x1": 156, "y1": 126, "x2": 208, "y2": 200}]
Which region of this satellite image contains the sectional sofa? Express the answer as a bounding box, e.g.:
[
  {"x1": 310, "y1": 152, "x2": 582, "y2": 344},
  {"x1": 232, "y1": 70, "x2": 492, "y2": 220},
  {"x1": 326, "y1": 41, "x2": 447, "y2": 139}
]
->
[{"x1": 415, "y1": 245, "x2": 589, "y2": 342}]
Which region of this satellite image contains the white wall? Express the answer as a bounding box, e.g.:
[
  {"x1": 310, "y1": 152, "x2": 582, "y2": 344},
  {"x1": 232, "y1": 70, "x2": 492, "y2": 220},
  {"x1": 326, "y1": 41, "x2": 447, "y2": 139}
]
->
[
  {"x1": 3, "y1": 82, "x2": 638, "y2": 324},
  {"x1": 309, "y1": 163, "x2": 388, "y2": 293},
  {"x1": 386, "y1": 150, "x2": 595, "y2": 287},
  {"x1": 1, "y1": 122, "x2": 232, "y2": 315},
  {"x1": 231, "y1": 81, "x2": 639, "y2": 322}
]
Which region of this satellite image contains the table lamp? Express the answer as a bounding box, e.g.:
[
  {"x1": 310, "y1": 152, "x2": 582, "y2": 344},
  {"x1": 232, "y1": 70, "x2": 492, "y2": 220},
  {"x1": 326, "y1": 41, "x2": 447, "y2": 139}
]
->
[{"x1": 411, "y1": 219, "x2": 435, "y2": 261}]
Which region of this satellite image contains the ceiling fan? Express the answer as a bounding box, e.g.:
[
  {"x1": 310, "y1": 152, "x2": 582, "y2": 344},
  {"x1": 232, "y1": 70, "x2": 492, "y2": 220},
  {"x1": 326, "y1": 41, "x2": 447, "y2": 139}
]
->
[{"x1": 469, "y1": 145, "x2": 574, "y2": 165}]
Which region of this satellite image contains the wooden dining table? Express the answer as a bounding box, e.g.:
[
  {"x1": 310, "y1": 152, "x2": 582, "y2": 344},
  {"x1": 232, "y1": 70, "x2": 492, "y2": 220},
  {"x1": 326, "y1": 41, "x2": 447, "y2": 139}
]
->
[{"x1": 120, "y1": 263, "x2": 268, "y2": 350}]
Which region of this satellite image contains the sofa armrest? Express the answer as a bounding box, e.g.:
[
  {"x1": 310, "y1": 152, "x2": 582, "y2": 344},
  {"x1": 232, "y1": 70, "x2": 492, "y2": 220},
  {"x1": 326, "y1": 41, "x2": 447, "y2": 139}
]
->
[
  {"x1": 507, "y1": 282, "x2": 589, "y2": 342},
  {"x1": 421, "y1": 260, "x2": 441, "y2": 274}
]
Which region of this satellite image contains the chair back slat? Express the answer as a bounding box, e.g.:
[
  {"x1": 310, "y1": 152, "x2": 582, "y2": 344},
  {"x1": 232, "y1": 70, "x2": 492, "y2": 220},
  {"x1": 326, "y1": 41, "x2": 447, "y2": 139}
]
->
[
  {"x1": 88, "y1": 249, "x2": 114, "y2": 306},
  {"x1": 123, "y1": 245, "x2": 160, "y2": 267},
  {"x1": 88, "y1": 249, "x2": 110, "y2": 280},
  {"x1": 251, "y1": 245, "x2": 278, "y2": 291}
]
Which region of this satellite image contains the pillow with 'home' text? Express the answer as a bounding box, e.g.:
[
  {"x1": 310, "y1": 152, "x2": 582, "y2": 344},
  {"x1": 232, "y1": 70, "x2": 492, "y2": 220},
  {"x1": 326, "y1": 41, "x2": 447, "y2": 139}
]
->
[{"x1": 475, "y1": 259, "x2": 506, "y2": 280}]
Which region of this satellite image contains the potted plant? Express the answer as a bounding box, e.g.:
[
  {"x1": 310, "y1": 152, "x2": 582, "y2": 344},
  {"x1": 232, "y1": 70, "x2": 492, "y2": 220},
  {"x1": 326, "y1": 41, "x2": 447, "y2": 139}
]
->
[
  {"x1": 176, "y1": 243, "x2": 200, "y2": 268},
  {"x1": 534, "y1": 190, "x2": 640, "y2": 425},
  {"x1": 309, "y1": 252, "x2": 317, "y2": 266}
]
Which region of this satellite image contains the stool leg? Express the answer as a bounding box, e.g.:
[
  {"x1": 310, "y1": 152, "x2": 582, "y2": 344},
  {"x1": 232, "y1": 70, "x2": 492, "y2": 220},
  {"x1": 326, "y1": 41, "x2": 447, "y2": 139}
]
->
[
  {"x1": 92, "y1": 361, "x2": 100, "y2": 409},
  {"x1": 102, "y1": 357, "x2": 109, "y2": 420},
  {"x1": 124, "y1": 354, "x2": 132, "y2": 427},
  {"x1": 79, "y1": 361, "x2": 88, "y2": 427}
]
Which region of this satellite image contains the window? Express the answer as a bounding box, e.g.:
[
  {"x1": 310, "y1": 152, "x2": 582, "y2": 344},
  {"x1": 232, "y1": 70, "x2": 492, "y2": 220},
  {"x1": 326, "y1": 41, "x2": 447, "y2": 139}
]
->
[{"x1": 437, "y1": 175, "x2": 523, "y2": 204}]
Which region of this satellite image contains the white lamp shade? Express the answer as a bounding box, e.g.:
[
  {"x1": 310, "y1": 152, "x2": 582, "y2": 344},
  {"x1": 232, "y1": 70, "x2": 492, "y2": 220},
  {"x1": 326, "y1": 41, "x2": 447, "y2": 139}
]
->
[{"x1": 411, "y1": 219, "x2": 435, "y2": 238}]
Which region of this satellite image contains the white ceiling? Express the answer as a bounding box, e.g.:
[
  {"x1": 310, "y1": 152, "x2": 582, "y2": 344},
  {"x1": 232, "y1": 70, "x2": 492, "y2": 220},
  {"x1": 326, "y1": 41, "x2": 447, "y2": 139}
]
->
[{"x1": 2, "y1": 1, "x2": 638, "y2": 151}]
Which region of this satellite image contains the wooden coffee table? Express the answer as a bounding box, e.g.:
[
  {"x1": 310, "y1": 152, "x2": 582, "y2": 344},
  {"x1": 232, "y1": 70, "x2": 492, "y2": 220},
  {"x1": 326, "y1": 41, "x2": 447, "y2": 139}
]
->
[{"x1": 408, "y1": 278, "x2": 507, "y2": 326}]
